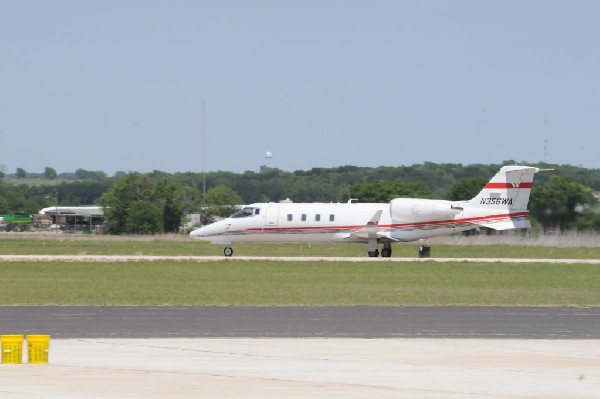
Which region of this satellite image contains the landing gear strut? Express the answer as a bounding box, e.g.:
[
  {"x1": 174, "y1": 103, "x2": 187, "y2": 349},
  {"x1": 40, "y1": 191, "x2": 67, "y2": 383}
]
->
[
  {"x1": 418, "y1": 245, "x2": 431, "y2": 258},
  {"x1": 367, "y1": 237, "x2": 379, "y2": 257}
]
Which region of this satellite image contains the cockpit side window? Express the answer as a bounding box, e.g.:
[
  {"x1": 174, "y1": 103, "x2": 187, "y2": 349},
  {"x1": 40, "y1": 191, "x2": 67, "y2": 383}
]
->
[{"x1": 231, "y1": 207, "x2": 259, "y2": 218}]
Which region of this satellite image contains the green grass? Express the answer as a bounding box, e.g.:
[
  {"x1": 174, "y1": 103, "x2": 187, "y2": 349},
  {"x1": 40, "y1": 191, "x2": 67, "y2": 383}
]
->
[
  {"x1": 0, "y1": 236, "x2": 599, "y2": 306},
  {"x1": 2, "y1": 236, "x2": 600, "y2": 258},
  {"x1": 0, "y1": 260, "x2": 598, "y2": 306}
]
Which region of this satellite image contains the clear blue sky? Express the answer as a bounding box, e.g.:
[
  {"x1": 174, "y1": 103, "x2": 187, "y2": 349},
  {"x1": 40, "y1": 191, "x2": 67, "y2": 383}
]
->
[{"x1": 1, "y1": 1, "x2": 599, "y2": 175}]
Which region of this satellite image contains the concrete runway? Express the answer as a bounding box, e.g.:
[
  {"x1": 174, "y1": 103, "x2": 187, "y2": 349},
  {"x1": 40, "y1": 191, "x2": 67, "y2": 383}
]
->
[{"x1": 2, "y1": 338, "x2": 600, "y2": 399}]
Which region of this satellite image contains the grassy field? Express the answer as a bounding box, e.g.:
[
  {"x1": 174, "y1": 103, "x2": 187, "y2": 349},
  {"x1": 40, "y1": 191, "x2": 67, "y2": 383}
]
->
[
  {"x1": 0, "y1": 261, "x2": 598, "y2": 306},
  {"x1": 0, "y1": 235, "x2": 599, "y2": 306}
]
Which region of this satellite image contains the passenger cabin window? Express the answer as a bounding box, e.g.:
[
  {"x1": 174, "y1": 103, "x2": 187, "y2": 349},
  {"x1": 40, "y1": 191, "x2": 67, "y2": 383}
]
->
[
  {"x1": 329, "y1": 214, "x2": 335, "y2": 222},
  {"x1": 315, "y1": 214, "x2": 321, "y2": 222},
  {"x1": 231, "y1": 207, "x2": 259, "y2": 218},
  {"x1": 287, "y1": 214, "x2": 293, "y2": 221},
  {"x1": 301, "y1": 214, "x2": 307, "y2": 221}
]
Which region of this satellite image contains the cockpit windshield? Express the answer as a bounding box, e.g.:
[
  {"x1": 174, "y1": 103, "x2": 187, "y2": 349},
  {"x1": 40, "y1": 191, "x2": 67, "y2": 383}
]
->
[{"x1": 231, "y1": 207, "x2": 260, "y2": 218}]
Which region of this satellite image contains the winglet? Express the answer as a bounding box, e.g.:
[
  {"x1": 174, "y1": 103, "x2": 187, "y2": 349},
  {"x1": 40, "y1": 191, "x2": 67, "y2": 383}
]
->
[
  {"x1": 346, "y1": 210, "x2": 383, "y2": 240},
  {"x1": 366, "y1": 210, "x2": 383, "y2": 227},
  {"x1": 336, "y1": 209, "x2": 396, "y2": 243}
]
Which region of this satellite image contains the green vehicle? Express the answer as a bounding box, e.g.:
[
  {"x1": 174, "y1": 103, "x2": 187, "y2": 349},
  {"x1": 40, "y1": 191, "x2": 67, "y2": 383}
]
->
[{"x1": 0, "y1": 212, "x2": 35, "y2": 232}]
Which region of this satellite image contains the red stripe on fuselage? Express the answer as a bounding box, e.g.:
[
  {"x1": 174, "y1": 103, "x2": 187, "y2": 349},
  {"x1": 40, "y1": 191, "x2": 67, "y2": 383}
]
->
[
  {"x1": 388, "y1": 211, "x2": 528, "y2": 229},
  {"x1": 237, "y1": 212, "x2": 529, "y2": 234},
  {"x1": 484, "y1": 182, "x2": 532, "y2": 189}
]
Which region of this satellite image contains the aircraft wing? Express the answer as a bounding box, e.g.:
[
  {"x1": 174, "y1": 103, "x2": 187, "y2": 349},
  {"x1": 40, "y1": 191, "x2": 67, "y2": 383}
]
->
[{"x1": 337, "y1": 210, "x2": 398, "y2": 242}]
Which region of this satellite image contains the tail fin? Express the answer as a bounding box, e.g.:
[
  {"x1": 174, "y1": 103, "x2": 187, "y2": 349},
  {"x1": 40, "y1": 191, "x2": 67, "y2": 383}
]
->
[{"x1": 469, "y1": 165, "x2": 545, "y2": 230}]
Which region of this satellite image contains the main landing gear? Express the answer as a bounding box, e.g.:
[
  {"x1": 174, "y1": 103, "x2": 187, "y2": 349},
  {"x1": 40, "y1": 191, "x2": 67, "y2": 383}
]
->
[
  {"x1": 368, "y1": 243, "x2": 393, "y2": 258},
  {"x1": 224, "y1": 246, "x2": 233, "y2": 257}
]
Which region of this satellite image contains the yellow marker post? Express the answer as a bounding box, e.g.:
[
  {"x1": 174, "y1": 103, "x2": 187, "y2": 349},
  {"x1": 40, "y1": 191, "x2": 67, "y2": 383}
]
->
[
  {"x1": 27, "y1": 335, "x2": 50, "y2": 364},
  {"x1": 1, "y1": 335, "x2": 24, "y2": 364}
]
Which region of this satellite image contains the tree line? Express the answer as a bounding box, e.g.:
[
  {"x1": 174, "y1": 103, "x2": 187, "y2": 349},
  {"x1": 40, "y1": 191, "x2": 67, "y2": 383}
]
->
[
  {"x1": 1, "y1": 161, "x2": 599, "y2": 233},
  {"x1": 3, "y1": 167, "x2": 112, "y2": 180}
]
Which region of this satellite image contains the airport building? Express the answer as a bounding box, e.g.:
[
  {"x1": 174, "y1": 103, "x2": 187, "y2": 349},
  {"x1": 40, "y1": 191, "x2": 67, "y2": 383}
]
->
[{"x1": 38, "y1": 206, "x2": 106, "y2": 233}]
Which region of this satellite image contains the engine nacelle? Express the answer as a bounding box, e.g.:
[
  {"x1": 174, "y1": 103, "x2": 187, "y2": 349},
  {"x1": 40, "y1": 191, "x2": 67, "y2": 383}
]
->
[{"x1": 390, "y1": 198, "x2": 460, "y2": 223}]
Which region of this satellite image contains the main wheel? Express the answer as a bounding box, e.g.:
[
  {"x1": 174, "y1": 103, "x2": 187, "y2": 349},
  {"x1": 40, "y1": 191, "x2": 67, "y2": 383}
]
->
[
  {"x1": 368, "y1": 249, "x2": 379, "y2": 257},
  {"x1": 224, "y1": 247, "x2": 233, "y2": 257},
  {"x1": 381, "y1": 247, "x2": 392, "y2": 258}
]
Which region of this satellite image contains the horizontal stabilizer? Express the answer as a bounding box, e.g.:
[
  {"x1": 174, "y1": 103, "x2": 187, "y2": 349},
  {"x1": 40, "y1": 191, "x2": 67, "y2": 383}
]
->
[{"x1": 476, "y1": 218, "x2": 531, "y2": 230}]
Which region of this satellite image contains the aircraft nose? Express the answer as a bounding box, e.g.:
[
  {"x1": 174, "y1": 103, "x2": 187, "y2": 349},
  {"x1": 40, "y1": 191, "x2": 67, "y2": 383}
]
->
[
  {"x1": 189, "y1": 226, "x2": 208, "y2": 238},
  {"x1": 189, "y1": 222, "x2": 225, "y2": 239}
]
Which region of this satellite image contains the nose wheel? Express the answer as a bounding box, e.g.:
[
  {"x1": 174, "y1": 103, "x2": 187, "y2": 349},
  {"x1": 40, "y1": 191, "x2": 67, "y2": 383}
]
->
[{"x1": 224, "y1": 247, "x2": 233, "y2": 257}]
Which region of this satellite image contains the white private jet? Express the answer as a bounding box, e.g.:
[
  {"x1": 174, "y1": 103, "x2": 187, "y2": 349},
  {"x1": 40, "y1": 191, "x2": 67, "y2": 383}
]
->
[{"x1": 190, "y1": 165, "x2": 544, "y2": 257}]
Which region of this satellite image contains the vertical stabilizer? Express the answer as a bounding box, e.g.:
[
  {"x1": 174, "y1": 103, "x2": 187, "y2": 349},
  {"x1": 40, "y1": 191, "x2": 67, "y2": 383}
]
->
[{"x1": 469, "y1": 165, "x2": 540, "y2": 212}]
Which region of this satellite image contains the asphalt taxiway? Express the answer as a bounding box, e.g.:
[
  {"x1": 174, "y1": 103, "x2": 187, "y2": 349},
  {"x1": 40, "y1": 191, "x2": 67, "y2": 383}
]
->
[{"x1": 1, "y1": 306, "x2": 599, "y2": 339}]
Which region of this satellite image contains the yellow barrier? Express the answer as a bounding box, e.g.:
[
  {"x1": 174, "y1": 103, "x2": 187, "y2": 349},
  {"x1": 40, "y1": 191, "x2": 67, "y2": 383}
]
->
[
  {"x1": 27, "y1": 335, "x2": 50, "y2": 364},
  {"x1": 1, "y1": 335, "x2": 24, "y2": 364}
]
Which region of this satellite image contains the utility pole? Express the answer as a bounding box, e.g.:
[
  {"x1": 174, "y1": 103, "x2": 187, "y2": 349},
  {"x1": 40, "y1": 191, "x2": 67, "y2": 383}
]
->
[{"x1": 202, "y1": 100, "x2": 207, "y2": 209}]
